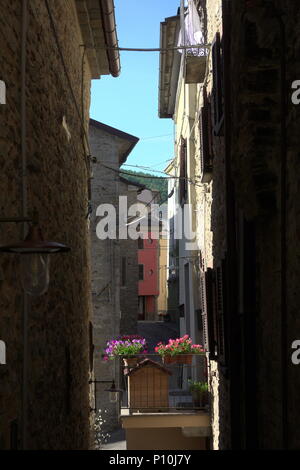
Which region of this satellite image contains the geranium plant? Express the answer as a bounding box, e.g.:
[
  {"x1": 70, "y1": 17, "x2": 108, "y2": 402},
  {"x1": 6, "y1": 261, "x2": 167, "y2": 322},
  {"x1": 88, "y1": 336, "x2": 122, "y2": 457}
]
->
[
  {"x1": 103, "y1": 335, "x2": 147, "y2": 360},
  {"x1": 155, "y1": 335, "x2": 205, "y2": 357}
]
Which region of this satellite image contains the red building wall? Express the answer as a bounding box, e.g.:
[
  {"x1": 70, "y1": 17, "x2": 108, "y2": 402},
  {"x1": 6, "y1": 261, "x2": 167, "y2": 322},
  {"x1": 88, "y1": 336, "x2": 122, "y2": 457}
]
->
[
  {"x1": 138, "y1": 236, "x2": 159, "y2": 296},
  {"x1": 138, "y1": 234, "x2": 159, "y2": 320}
]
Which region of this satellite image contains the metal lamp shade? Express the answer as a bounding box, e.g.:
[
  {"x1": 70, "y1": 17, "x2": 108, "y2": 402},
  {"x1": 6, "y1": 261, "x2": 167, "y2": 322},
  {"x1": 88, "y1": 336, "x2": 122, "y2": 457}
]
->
[{"x1": 0, "y1": 225, "x2": 70, "y2": 254}]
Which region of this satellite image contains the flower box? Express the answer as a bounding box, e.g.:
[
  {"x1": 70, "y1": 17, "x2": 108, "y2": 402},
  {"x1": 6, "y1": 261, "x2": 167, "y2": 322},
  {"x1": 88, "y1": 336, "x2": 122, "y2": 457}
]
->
[
  {"x1": 163, "y1": 354, "x2": 193, "y2": 365},
  {"x1": 155, "y1": 335, "x2": 205, "y2": 363},
  {"x1": 103, "y1": 335, "x2": 147, "y2": 361}
]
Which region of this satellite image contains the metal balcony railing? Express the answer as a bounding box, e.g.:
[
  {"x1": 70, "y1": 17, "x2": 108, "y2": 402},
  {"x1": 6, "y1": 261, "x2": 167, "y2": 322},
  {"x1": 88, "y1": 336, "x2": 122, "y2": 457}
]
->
[{"x1": 119, "y1": 354, "x2": 209, "y2": 414}]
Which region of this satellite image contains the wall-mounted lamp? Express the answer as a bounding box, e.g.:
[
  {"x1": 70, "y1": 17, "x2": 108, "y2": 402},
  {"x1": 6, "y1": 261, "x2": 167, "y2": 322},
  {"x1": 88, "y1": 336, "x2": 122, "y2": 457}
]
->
[
  {"x1": 104, "y1": 380, "x2": 123, "y2": 403},
  {"x1": 0, "y1": 217, "x2": 70, "y2": 296}
]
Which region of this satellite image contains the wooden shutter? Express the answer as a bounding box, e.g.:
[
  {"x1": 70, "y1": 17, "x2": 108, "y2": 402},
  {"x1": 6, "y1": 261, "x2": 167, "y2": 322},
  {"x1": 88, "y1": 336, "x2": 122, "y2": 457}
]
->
[
  {"x1": 213, "y1": 259, "x2": 228, "y2": 365},
  {"x1": 179, "y1": 138, "x2": 187, "y2": 205},
  {"x1": 200, "y1": 270, "x2": 209, "y2": 351},
  {"x1": 199, "y1": 86, "x2": 213, "y2": 182},
  {"x1": 200, "y1": 268, "x2": 216, "y2": 358},
  {"x1": 212, "y1": 32, "x2": 224, "y2": 135}
]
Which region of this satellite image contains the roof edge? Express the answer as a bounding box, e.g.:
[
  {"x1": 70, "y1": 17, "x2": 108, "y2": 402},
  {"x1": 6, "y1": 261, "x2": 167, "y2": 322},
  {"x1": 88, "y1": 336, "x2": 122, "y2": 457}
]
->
[
  {"x1": 89, "y1": 118, "x2": 139, "y2": 164},
  {"x1": 99, "y1": 0, "x2": 121, "y2": 78}
]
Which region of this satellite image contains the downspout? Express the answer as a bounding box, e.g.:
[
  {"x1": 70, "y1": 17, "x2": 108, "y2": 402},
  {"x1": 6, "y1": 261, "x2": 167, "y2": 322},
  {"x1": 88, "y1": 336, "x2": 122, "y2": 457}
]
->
[
  {"x1": 99, "y1": 0, "x2": 120, "y2": 77},
  {"x1": 21, "y1": 0, "x2": 29, "y2": 450}
]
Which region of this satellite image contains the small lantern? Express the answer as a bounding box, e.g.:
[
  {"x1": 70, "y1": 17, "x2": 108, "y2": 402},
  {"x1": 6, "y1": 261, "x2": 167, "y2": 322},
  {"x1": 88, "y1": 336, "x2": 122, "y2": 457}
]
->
[{"x1": 105, "y1": 380, "x2": 123, "y2": 403}]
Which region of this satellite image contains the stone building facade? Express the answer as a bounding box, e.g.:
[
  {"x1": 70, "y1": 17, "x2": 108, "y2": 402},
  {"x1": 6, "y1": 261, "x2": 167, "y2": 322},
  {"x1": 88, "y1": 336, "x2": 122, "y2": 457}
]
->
[
  {"x1": 0, "y1": 0, "x2": 119, "y2": 450},
  {"x1": 159, "y1": 0, "x2": 300, "y2": 449},
  {"x1": 89, "y1": 119, "x2": 140, "y2": 432}
]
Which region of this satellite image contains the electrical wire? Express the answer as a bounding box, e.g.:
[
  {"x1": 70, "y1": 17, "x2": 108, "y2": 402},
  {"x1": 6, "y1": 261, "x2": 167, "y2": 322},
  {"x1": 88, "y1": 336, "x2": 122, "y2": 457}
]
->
[
  {"x1": 121, "y1": 164, "x2": 171, "y2": 175},
  {"x1": 139, "y1": 134, "x2": 173, "y2": 141},
  {"x1": 82, "y1": 44, "x2": 211, "y2": 53},
  {"x1": 99, "y1": 162, "x2": 205, "y2": 188}
]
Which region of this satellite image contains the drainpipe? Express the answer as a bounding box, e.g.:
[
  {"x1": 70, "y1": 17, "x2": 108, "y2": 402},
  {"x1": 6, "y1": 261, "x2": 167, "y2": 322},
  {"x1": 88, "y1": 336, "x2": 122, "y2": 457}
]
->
[
  {"x1": 21, "y1": 0, "x2": 29, "y2": 450},
  {"x1": 100, "y1": 0, "x2": 121, "y2": 77}
]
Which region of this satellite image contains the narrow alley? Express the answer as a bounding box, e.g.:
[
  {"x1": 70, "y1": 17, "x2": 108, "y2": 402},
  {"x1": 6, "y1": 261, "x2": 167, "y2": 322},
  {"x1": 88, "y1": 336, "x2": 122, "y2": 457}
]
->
[{"x1": 0, "y1": 0, "x2": 300, "y2": 452}]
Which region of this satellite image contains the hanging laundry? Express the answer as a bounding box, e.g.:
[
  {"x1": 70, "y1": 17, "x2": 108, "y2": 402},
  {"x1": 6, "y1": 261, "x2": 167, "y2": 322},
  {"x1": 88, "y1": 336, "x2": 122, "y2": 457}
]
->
[{"x1": 177, "y1": 0, "x2": 206, "y2": 56}]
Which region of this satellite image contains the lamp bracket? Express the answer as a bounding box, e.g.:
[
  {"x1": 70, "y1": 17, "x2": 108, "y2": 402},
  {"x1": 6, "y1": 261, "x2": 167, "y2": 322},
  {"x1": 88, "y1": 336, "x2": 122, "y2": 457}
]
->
[{"x1": 0, "y1": 217, "x2": 32, "y2": 224}]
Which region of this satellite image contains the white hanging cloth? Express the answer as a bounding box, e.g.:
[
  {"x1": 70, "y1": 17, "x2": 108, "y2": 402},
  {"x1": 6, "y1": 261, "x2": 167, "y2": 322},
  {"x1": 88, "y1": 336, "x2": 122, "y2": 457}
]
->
[{"x1": 177, "y1": 0, "x2": 205, "y2": 56}]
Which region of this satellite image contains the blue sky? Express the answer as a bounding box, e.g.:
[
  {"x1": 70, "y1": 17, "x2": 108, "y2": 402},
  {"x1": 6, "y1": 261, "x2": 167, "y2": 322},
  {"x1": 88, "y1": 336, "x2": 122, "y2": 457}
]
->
[{"x1": 90, "y1": 0, "x2": 180, "y2": 174}]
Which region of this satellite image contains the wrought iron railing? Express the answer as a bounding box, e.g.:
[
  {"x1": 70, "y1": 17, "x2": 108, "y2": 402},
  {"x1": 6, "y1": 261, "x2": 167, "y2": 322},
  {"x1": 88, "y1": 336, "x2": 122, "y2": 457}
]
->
[{"x1": 118, "y1": 354, "x2": 209, "y2": 413}]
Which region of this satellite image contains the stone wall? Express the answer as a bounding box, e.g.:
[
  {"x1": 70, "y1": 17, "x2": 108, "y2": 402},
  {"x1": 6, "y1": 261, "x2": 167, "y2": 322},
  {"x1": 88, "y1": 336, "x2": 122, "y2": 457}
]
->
[
  {"x1": 284, "y1": 1, "x2": 300, "y2": 450},
  {"x1": 194, "y1": 0, "x2": 231, "y2": 450},
  {"x1": 0, "y1": 0, "x2": 95, "y2": 449},
  {"x1": 228, "y1": 0, "x2": 300, "y2": 449},
  {"x1": 90, "y1": 125, "x2": 121, "y2": 433},
  {"x1": 200, "y1": 0, "x2": 300, "y2": 449},
  {"x1": 119, "y1": 182, "x2": 139, "y2": 336},
  {"x1": 89, "y1": 125, "x2": 139, "y2": 433}
]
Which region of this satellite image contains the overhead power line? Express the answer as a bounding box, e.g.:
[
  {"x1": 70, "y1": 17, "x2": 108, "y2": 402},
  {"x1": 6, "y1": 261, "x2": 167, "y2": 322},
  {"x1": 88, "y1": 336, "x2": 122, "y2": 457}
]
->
[
  {"x1": 139, "y1": 134, "x2": 173, "y2": 141},
  {"x1": 81, "y1": 44, "x2": 211, "y2": 53},
  {"x1": 98, "y1": 162, "x2": 205, "y2": 189},
  {"x1": 121, "y1": 163, "x2": 204, "y2": 182}
]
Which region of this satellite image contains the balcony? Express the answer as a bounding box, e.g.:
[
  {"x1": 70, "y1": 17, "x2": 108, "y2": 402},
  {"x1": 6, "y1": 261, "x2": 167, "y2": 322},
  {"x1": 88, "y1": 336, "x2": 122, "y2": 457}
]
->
[{"x1": 119, "y1": 354, "x2": 211, "y2": 450}]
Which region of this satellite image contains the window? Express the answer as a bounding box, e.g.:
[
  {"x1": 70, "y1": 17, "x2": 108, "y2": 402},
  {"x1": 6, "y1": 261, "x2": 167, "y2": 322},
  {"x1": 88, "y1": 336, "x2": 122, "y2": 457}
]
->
[
  {"x1": 10, "y1": 420, "x2": 18, "y2": 450},
  {"x1": 121, "y1": 257, "x2": 127, "y2": 286},
  {"x1": 179, "y1": 138, "x2": 188, "y2": 206},
  {"x1": 138, "y1": 264, "x2": 144, "y2": 281},
  {"x1": 89, "y1": 321, "x2": 94, "y2": 372},
  {"x1": 138, "y1": 296, "x2": 146, "y2": 320},
  {"x1": 212, "y1": 32, "x2": 224, "y2": 135},
  {"x1": 179, "y1": 304, "x2": 185, "y2": 318}
]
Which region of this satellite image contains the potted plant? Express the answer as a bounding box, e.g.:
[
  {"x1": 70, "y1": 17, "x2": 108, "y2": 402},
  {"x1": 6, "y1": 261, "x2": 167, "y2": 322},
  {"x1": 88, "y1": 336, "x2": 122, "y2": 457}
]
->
[
  {"x1": 188, "y1": 380, "x2": 209, "y2": 408},
  {"x1": 155, "y1": 335, "x2": 205, "y2": 365},
  {"x1": 103, "y1": 335, "x2": 147, "y2": 367}
]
